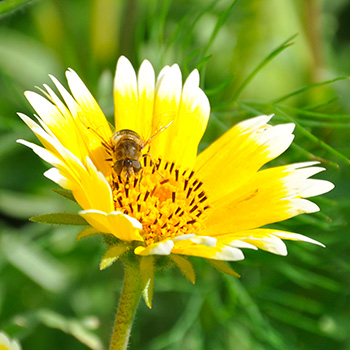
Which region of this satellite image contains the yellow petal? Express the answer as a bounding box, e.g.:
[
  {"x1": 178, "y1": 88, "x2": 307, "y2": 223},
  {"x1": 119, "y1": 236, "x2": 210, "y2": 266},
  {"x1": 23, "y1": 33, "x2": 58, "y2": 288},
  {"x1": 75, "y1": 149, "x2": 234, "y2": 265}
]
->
[
  {"x1": 215, "y1": 228, "x2": 325, "y2": 256},
  {"x1": 202, "y1": 162, "x2": 331, "y2": 235},
  {"x1": 18, "y1": 131, "x2": 114, "y2": 213},
  {"x1": 149, "y1": 64, "x2": 182, "y2": 161},
  {"x1": 80, "y1": 209, "x2": 143, "y2": 241},
  {"x1": 150, "y1": 68, "x2": 210, "y2": 169},
  {"x1": 24, "y1": 74, "x2": 112, "y2": 176},
  {"x1": 172, "y1": 242, "x2": 245, "y2": 261},
  {"x1": 196, "y1": 115, "x2": 295, "y2": 201},
  {"x1": 161, "y1": 69, "x2": 210, "y2": 169}
]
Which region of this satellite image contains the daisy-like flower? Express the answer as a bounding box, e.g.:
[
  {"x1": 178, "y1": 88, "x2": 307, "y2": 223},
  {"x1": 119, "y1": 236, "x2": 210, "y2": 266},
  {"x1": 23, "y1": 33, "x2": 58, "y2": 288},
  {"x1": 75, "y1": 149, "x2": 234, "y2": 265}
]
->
[
  {"x1": 18, "y1": 56, "x2": 334, "y2": 264},
  {"x1": 0, "y1": 332, "x2": 21, "y2": 350}
]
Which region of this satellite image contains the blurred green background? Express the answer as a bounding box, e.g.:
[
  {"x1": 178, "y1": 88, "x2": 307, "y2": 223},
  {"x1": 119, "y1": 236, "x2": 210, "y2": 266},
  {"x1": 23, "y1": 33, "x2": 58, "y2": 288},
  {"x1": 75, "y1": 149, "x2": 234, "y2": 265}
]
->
[{"x1": 0, "y1": 0, "x2": 349, "y2": 349}]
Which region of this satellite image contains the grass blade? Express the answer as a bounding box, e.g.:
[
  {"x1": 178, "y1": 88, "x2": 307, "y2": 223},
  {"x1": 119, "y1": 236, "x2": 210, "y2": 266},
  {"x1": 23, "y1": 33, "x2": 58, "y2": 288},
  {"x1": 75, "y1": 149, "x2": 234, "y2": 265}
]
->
[
  {"x1": 232, "y1": 34, "x2": 297, "y2": 103},
  {"x1": 272, "y1": 77, "x2": 349, "y2": 104}
]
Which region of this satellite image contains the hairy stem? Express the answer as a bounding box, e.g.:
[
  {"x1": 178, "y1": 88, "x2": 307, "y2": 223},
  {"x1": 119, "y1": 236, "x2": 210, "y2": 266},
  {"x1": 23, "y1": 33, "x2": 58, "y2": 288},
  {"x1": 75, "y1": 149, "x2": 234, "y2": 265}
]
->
[{"x1": 109, "y1": 261, "x2": 142, "y2": 350}]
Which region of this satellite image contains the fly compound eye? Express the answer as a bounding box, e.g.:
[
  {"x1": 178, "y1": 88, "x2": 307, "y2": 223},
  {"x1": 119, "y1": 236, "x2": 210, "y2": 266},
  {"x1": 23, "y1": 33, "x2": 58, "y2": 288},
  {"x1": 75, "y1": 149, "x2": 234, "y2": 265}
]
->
[
  {"x1": 113, "y1": 161, "x2": 124, "y2": 176},
  {"x1": 132, "y1": 160, "x2": 142, "y2": 174}
]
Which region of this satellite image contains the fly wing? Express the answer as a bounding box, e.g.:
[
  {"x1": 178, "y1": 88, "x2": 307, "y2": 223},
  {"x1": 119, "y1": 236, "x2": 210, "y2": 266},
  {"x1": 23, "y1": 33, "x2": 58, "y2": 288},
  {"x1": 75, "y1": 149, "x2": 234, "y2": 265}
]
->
[{"x1": 141, "y1": 111, "x2": 176, "y2": 150}]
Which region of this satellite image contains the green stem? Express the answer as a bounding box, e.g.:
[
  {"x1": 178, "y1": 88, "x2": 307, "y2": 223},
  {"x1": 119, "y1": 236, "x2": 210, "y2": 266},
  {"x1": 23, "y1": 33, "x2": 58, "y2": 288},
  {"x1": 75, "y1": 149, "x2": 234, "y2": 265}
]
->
[{"x1": 109, "y1": 261, "x2": 142, "y2": 350}]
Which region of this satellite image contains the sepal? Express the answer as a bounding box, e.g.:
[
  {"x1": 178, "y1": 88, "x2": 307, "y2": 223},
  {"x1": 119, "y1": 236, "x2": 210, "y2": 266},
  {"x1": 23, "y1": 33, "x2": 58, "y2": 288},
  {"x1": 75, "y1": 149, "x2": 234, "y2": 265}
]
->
[
  {"x1": 30, "y1": 213, "x2": 88, "y2": 226},
  {"x1": 206, "y1": 259, "x2": 240, "y2": 278},
  {"x1": 52, "y1": 189, "x2": 76, "y2": 202},
  {"x1": 100, "y1": 244, "x2": 128, "y2": 270},
  {"x1": 77, "y1": 227, "x2": 100, "y2": 240},
  {"x1": 170, "y1": 254, "x2": 196, "y2": 284},
  {"x1": 140, "y1": 256, "x2": 155, "y2": 309}
]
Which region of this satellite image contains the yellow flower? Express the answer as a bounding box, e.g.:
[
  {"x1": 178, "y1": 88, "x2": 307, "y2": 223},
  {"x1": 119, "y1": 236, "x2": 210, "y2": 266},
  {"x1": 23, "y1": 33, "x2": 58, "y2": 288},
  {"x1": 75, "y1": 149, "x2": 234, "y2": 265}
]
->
[
  {"x1": 0, "y1": 332, "x2": 21, "y2": 350},
  {"x1": 18, "y1": 56, "x2": 334, "y2": 262}
]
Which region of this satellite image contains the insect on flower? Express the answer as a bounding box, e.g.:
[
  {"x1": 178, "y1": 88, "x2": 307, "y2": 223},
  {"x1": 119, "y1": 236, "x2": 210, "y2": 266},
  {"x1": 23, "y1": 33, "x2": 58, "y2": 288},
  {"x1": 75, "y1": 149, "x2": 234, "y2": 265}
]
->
[{"x1": 86, "y1": 121, "x2": 173, "y2": 181}]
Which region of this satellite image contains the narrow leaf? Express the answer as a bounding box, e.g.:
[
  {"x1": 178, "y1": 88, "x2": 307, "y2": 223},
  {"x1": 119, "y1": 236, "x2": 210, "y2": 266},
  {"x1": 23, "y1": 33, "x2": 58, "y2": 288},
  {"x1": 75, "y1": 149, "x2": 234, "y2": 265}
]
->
[
  {"x1": 0, "y1": 0, "x2": 32, "y2": 15},
  {"x1": 35, "y1": 309, "x2": 103, "y2": 350},
  {"x1": 202, "y1": 0, "x2": 239, "y2": 59},
  {"x1": 206, "y1": 259, "x2": 240, "y2": 278},
  {"x1": 30, "y1": 213, "x2": 88, "y2": 226},
  {"x1": 52, "y1": 189, "x2": 77, "y2": 202},
  {"x1": 1, "y1": 234, "x2": 69, "y2": 292},
  {"x1": 77, "y1": 227, "x2": 100, "y2": 240},
  {"x1": 140, "y1": 256, "x2": 155, "y2": 308},
  {"x1": 232, "y1": 34, "x2": 297, "y2": 103},
  {"x1": 272, "y1": 76, "x2": 349, "y2": 104},
  {"x1": 276, "y1": 104, "x2": 350, "y2": 122},
  {"x1": 99, "y1": 245, "x2": 128, "y2": 270},
  {"x1": 170, "y1": 254, "x2": 196, "y2": 284},
  {"x1": 275, "y1": 106, "x2": 350, "y2": 166}
]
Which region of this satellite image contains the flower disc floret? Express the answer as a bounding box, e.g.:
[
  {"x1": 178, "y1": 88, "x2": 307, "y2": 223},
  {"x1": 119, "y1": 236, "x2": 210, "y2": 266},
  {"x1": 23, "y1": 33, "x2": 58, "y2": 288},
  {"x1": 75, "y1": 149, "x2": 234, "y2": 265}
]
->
[{"x1": 109, "y1": 156, "x2": 210, "y2": 246}]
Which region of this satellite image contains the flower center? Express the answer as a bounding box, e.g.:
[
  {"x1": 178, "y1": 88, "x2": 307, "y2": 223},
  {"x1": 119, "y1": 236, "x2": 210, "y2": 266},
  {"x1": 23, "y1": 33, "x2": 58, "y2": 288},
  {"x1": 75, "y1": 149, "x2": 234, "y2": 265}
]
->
[{"x1": 108, "y1": 157, "x2": 210, "y2": 245}]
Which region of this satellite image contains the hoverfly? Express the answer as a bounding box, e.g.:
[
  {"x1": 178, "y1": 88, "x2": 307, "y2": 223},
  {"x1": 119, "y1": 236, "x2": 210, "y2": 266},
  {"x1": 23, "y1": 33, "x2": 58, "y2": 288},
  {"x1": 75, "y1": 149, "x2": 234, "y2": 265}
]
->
[
  {"x1": 81, "y1": 112, "x2": 173, "y2": 181},
  {"x1": 108, "y1": 122, "x2": 172, "y2": 180}
]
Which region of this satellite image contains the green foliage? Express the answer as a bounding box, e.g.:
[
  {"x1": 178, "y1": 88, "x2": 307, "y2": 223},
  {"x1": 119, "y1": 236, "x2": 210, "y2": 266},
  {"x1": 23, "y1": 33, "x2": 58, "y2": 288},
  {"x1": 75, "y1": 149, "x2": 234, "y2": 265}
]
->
[{"x1": 1, "y1": 0, "x2": 350, "y2": 349}]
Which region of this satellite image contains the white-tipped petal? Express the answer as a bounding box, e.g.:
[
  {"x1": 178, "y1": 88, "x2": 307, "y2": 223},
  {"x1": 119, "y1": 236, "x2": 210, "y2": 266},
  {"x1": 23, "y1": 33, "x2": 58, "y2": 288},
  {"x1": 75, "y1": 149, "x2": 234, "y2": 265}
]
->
[
  {"x1": 49, "y1": 74, "x2": 80, "y2": 116},
  {"x1": 273, "y1": 231, "x2": 325, "y2": 247},
  {"x1": 17, "y1": 139, "x2": 64, "y2": 168},
  {"x1": 138, "y1": 59, "x2": 155, "y2": 93},
  {"x1": 228, "y1": 240, "x2": 259, "y2": 250},
  {"x1": 289, "y1": 198, "x2": 320, "y2": 214},
  {"x1": 299, "y1": 179, "x2": 335, "y2": 198},
  {"x1": 0, "y1": 332, "x2": 21, "y2": 350},
  {"x1": 183, "y1": 69, "x2": 200, "y2": 89},
  {"x1": 44, "y1": 168, "x2": 70, "y2": 188},
  {"x1": 248, "y1": 235, "x2": 288, "y2": 256},
  {"x1": 114, "y1": 56, "x2": 137, "y2": 93},
  {"x1": 156, "y1": 64, "x2": 182, "y2": 103},
  {"x1": 156, "y1": 65, "x2": 171, "y2": 87},
  {"x1": 147, "y1": 240, "x2": 175, "y2": 255},
  {"x1": 135, "y1": 239, "x2": 175, "y2": 256},
  {"x1": 173, "y1": 234, "x2": 196, "y2": 241},
  {"x1": 237, "y1": 114, "x2": 274, "y2": 131},
  {"x1": 113, "y1": 56, "x2": 138, "y2": 131},
  {"x1": 190, "y1": 236, "x2": 217, "y2": 247},
  {"x1": 213, "y1": 246, "x2": 245, "y2": 261}
]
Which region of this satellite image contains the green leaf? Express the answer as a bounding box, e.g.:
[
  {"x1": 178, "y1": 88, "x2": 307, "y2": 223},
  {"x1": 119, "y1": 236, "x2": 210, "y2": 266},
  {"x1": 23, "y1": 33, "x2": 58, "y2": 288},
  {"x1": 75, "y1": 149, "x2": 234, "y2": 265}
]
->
[
  {"x1": 52, "y1": 189, "x2": 77, "y2": 202},
  {"x1": 30, "y1": 213, "x2": 88, "y2": 226},
  {"x1": 0, "y1": 233, "x2": 69, "y2": 292},
  {"x1": 170, "y1": 254, "x2": 196, "y2": 284},
  {"x1": 76, "y1": 227, "x2": 100, "y2": 240},
  {"x1": 0, "y1": 0, "x2": 33, "y2": 15},
  {"x1": 99, "y1": 245, "x2": 128, "y2": 270},
  {"x1": 35, "y1": 309, "x2": 103, "y2": 350},
  {"x1": 206, "y1": 259, "x2": 240, "y2": 278},
  {"x1": 140, "y1": 256, "x2": 155, "y2": 308}
]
